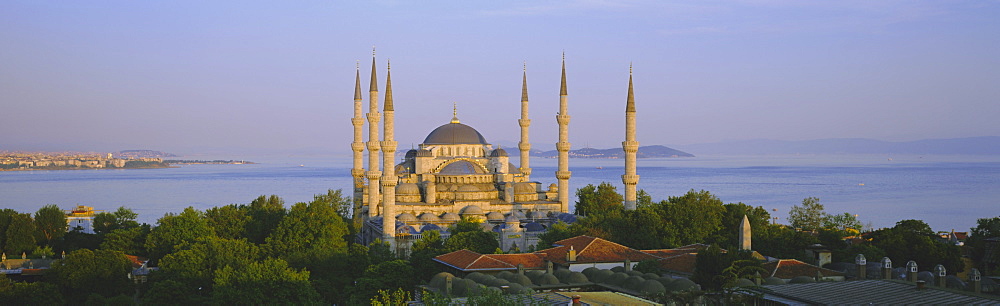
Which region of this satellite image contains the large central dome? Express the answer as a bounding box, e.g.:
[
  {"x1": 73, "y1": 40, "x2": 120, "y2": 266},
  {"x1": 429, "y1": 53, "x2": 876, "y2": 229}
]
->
[{"x1": 423, "y1": 122, "x2": 489, "y2": 145}]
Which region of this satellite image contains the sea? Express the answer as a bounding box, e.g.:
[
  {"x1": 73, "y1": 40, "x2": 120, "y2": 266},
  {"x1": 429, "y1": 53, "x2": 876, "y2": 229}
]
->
[{"x1": 1, "y1": 154, "x2": 998, "y2": 232}]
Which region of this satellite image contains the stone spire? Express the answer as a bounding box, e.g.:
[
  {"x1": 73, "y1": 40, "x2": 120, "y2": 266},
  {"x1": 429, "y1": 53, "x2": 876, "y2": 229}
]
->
[
  {"x1": 740, "y1": 214, "x2": 752, "y2": 250},
  {"x1": 366, "y1": 49, "x2": 382, "y2": 218},
  {"x1": 518, "y1": 63, "x2": 532, "y2": 177},
  {"x1": 555, "y1": 53, "x2": 572, "y2": 213},
  {"x1": 381, "y1": 59, "x2": 398, "y2": 241},
  {"x1": 351, "y1": 61, "x2": 366, "y2": 222},
  {"x1": 622, "y1": 64, "x2": 640, "y2": 210}
]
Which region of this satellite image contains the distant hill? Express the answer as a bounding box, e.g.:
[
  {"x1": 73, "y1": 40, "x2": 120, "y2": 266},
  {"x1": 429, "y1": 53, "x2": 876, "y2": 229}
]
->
[
  {"x1": 674, "y1": 136, "x2": 1000, "y2": 155},
  {"x1": 531, "y1": 145, "x2": 694, "y2": 158},
  {"x1": 114, "y1": 150, "x2": 178, "y2": 158}
]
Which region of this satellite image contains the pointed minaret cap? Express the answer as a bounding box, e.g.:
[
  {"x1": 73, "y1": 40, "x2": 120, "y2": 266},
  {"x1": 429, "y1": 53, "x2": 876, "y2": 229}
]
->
[
  {"x1": 521, "y1": 62, "x2": 529, "y2": 102},
  {"x1": 560, "y1": 52, "x2": 568, "y2": 96},
  {"x1": 384, "y1": 59, "x2": 393, "y2": 111},
  {"x1": 451, "y1": 102, "x2": 460, "y2": 123},
  {"x1": 626, "y1": 63, "x2": 636, "y2": 113},
  {"x1": 354, "y1": 61, "x2": 362, "y2": 100},
  {"x1": 369, "y1": 47, "x2": 378, "y2": 92}
]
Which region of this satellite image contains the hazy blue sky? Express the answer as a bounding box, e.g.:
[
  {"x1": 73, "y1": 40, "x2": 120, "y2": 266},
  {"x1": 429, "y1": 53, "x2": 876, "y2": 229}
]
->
[{"x1": 3, "y1": 1, "x2": 998, "y2": 155}]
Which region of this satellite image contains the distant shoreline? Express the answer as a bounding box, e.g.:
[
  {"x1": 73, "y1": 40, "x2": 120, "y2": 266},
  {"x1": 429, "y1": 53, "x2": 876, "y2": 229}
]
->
[{"x1": 0, "y1": 165, "x2": 176, "y2": 172}]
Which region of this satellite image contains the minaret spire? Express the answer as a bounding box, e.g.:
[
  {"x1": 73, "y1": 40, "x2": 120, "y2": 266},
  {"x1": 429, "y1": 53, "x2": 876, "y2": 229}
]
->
[
  {"x1": 451, "y1": 102, "x2": 460, "y2": 123},
  {"x1": 351, "y1": 61, "x2": 366, "y2": 225},
  {"x1": 381, "y1": 58, "x2": 398, "y2": 242},
  {"x1": 556, "y1": 53, "x2": 572, "y2": 213},
  {"x1": 622, "y1": 63, "x2": 640, "y2": 210},
  {"x1": 518, "y1": 62, "x2": 532, "y2": 177},
  {"x1": 365, "y1": 49, "x2": 382, "y2": 218}
]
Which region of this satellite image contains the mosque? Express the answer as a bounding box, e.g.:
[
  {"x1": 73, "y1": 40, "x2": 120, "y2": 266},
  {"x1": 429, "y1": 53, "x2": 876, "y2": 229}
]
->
[{"x1": 352, "y1": 52, "x2": 640, "y2": 253}]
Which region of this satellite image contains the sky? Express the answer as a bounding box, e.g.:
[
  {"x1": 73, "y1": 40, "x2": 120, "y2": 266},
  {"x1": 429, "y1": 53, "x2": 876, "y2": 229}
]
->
[{"x1": 2, "y1": 1, "x2": 998, "y2": 155}]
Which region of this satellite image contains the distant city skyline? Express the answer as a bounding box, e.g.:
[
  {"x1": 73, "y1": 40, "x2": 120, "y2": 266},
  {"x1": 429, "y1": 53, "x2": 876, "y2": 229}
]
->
[{"x1": 3, "y1": 1, "x2": 998, "y2": 155}]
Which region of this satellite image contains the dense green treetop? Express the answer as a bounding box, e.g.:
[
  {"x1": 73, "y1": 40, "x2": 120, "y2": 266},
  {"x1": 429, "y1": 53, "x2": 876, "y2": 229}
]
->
[
  {"x1": 869, "y1": 219, "x2": 963, "y2": 274},
  {"x1": 144, "y1": 207, "x2": 215, "y2": 262},
  {"x1": 968, "y1": 217, "x2": 1000, "y2": 275},
  {"x1": 244, "y1": 195, "x2": 286, "y2": 244},
  {"x1": 574, "y1": 182, "x2": 624, "y2": 216},
  {"x1": 34, "y1": 204, "x2": 67, "y2": 245},
  {"x1": 788, "y1": 197, "x2": 826, "y2": 231},
  {"x1": 158, "y1": 236, "x2": 261, "y2": 292},
  {"x1": 264, "y1": 198, "x2": 350, "y2": 260},
  {"x1": 46, "y1": 249, "x2": 133, "y2": 301},
  {"x1": 5, "y1": 213, "x2": 36, "y2": 255},
  {"x1": 204, "y1": 204, "x2": 249, "y2": 240},
  {"x1": 212, "y1": 258, "x2": 321, "y2": 305},
  {"x1": 92, "y1": 207, "x2": 139, "y2": 235}
]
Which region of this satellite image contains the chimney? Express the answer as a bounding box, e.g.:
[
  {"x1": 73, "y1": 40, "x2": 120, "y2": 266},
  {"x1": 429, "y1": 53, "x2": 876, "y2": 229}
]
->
[
  {"x1": 906, "y1": 260, "x2": 918, "y2": 282},
  {"x1": 881, "y1": 257, "x2": 892, "y2": 280},
  {"x1": 970, "y1": 268, "x2": 982, "y2": 294},
  {"x1": 855, "y1": 254, "x2": 867, "y2": 280},
  {"x1": 517, "y1": 263, "x2": 524, "y2": 275},
  {"x1": 916, "y1": 280, "x2": 926, "y2": 290},
  {"x1": 546, "y1": 260, "x2": 553, "y2": 274},
  {"x1": 933, "y1": 264, "x2": 946, "y2": 287},
  {"x1": 445, "y1": 275, "x2": 453, "y2": 296},
  {"x1": 567, "y1": 246, "x2": 577, "y2": 262},
  {"x1": 624, "y1": 258, "x2": 632, "y2": 272},
  {"x1": 754, "y1": 271, "x2": 762, "y2": 286},
  {"x1": 571, "y1": 295, "x2": 582, "y2": 306},
  {"x1": 815, "y1": 270, "x2": 823, "y2": 282}
]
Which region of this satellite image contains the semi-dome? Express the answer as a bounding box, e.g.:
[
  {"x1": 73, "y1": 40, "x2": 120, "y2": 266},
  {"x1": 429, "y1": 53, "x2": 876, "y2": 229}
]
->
[
  {"x1": 423, "y1": 122, "x2": 489, "y2": 145},
  {"x1": 405, "y1": 149, "x2": 418, "y2": 159},
  {"x1": 440, "y1": 161, "x2": 486, "y2": 174}
]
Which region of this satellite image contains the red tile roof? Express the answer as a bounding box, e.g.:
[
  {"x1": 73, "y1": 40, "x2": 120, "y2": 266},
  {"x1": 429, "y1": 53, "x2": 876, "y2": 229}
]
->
[
  {"x1": 433, "y1": 250, "x2": 547, "y2": 272},
  {"x1": 125, "y1": 255, "x2": 148, "y2": 269},
  {"x1": 657, "y1": 253, "x2": 699, "y2": 274},
  {"x1": 762, "y1": 259, "x2": 844, "y2": 279},
  {"x1": 536, "y1": 236, "x2": 660, "y2": 265}
]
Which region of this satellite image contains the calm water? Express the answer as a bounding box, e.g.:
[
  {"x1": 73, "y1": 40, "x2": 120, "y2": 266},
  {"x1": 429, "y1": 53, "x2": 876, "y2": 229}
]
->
[{"x1": 1, "y1": 154, "x2": 998, "y2": 232}]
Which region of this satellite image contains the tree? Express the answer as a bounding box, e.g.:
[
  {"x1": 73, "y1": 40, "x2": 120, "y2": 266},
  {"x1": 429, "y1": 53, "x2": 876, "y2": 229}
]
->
[
  {"x1": 967, "y1": 216, "x2": 1000, "y2": 274},
  {"x1": 664, "y1": 190, "x2": 726, "y2": 246},
  {"x1": 141, "y1": 279, "x2": 206, "y2": 305},
  {"x1": 212, "y1": 258, "x2": 321, "y2": 305},
  {"x1": 34, "y1": 204, "x2": 68, "y2": 246},
  {"x1": 691, "y1": 246, "x2": 763, "y2": 291},
  {"x1": 709, "y1": 203, "x2": 772, "y2": 249},
  {"x1": 0, "y1": 209, "x2": 18, "y2": 253},
  {"x1": 574, "y1": 182, "x2": 624, "y2": 216},
  {"x1": 0, "y1": 276, "x2": 64, "y2": 305},
  {"x1": 410, "y1": 230, "x2": 447, "y2": 281},
  {"x1": 870, "y1": 219, "x2": 963, "y2": 274},
  {"x1": 244, "y1": 195, "x2": 286, "y2": 244},
  {"x1": 788, "y1": 197, "x2": 828, "y2": 231},
  {"x1": 92, "y1": 207, "x2": 139, "y2": 235},
  {"x1": 100, "y1": 225, "x2": 150, "y2": 256},
  {"x1": 445, "y1": 231, "x2": 500, "y2": 254},
  {"x1": 47, "y1": 249, "x2": 133, "y2": 301},
  {"x1": 536, "y1": 221, "x2": 580, "y2": 249},
  {"x1": 264, "y1": 199, "x2": 350, "y2": 261},
  {"x1": 348, "y1": 259, "x2": 415, "y2": 305},
  {"x1": 824, "y1": 212, "x2": 863, "y2": 233},
  {"x1": 204, "y1": 204, "x2": 249, "y2": 240},
  {"x1": 157, "y1": 236, "x2": 261, "y2": 292},
  {"x1": 5, "y1": 213, "x2": 36, "y2": 255},
  {"x1": 753, "y1": 226, "x2": 819, "y2": 261},
  {"x1": 311, "y1": 189, "x2": 353, "y2": 220},
  {"x1": 144, "y1": 207, "x2": 215, "y2": 262}
]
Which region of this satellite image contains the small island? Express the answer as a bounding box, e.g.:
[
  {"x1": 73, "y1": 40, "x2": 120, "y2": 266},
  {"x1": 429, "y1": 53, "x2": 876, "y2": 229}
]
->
[{"x1": 1, "y1": 150, "x2": 253, "y2": 171}]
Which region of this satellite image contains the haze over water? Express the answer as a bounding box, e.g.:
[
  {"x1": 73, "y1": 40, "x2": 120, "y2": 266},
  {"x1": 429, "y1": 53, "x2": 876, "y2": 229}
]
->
[{"x1": 2, "y1": 154, "x2": 996, "y2": 232}]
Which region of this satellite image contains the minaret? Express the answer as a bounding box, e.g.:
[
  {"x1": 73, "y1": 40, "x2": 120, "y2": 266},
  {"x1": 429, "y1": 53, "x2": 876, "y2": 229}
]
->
[
  {"x1": 740, "y1": 215, "x2": 752, "y2": 250},
  {"x1": 381, "y1": 60, "x2": 398, "y2": 241},
  {"x1": 351, "y1": 62, "x2": 366, "y2": 223},
  {"x1": 622, "y1": 64, "x2": 640, "y2": 210},
  {"x1": 365, "y1": 49, "x2": 382, "y2": 218},
  {"x1": 518, "y1": 63, "x2": 532, "y2": 178},
  {"x1": 555, "y1": 54, "x2": 572, "y2": 213}
]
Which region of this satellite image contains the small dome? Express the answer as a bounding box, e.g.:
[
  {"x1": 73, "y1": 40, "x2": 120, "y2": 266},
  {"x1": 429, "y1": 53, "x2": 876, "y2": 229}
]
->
[
  {"x1": 788, "y1": 276, "x2": 815, "y2": 284},
  {"x1": 524, "y1": 222, "x2": 546, "y2": 232},
  {"x1": 627, "y1": 270, "x2": 645, "y2": 277},
  {"x1": 458, "y1": 184, "x2": 480, "y2": 192},
  {"x1": 604, "y1": 272, "x2": 629, "y2": 286},
  {"x1": 397, "y1": 225, "x2": 419, "y2": 235},
  {"x1": 555, "y1": 213, "x2": 578, "y2": 224},
  {"x1": 638, "y1": 279, "x2": 666, "y2": 294},
  {"x1": 396, "y1": 183, "x2": 421, "y2": 195},
  {"x1": 440, "y1": 161, "x2": 486, "y2": 174},
  {"x1": 510, "y1": 211, "x2": 527, "y2": 220},
  {"x1": 563, "y1": 272, "x2": 589, "y2": 284},
  {"x1": 643, "y1": 273, "x2": 660, "y2": 280},
  {"x1": 460, "y1": 205, "x2": 485, "y2": 215},
  {"x1": 590, "y1": 270, "x2": 615, "y2": 283},
  {"x1": 582, "y1": 267, "x2": 602, "y2": 279},
  {"x1": 534, "y1": 273, "x2": 560, "y2": 286},
  {"x1": 405, "y1": 149, "x2": 418, "y2": 159},
  {"x1": 508, "y1": 274, "x2": 533, "y2": 287},
  {"x1": 418, "y1": 212, "x2": 440, "y2": 222},
  {"x1": 440, "y1": 212, "x2": 461, "y2": 222},
  {"x1": 423, "y1": 122, "x2": 489, "y2": 145},
  {"x1": 762, "y1": 277, "x2": 785, "y2": 285},
  {"x1": 490, "y1": 148, "x2": 508, "y2": 157},
  {"x1": 486, "y1": 211, "x2": 505, "y2": 221},
  {"x1": 514, "y1": 182, "x2": 535, "y2": 194},
  {"x1": 420, "y1": 223, "x2": 444, "y2": 233},
  {"x1": 623, "y1": 276, "x2": 646, "y2": 290},
  {"x1": 416, "y1": 149, "x2": 433, "y2": 157},
  {"x1": 505, "y1": 215, "x2": 520, "y2": 223},
  {"x1": 735, "y1": 278, "x2": 757, "y2": 287},
  {"x1": 396, "y1": 213, "x2": 417, "y2": 223},
  {"x1": 665, "y1": 278, "x2": 698, "y2": 292},
  {"x1": 496, "y1": 271, "x2": 514, "y2": 280},
  {"x1": 527, "y1": 210, "x2": 547, "y2": 220}
]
